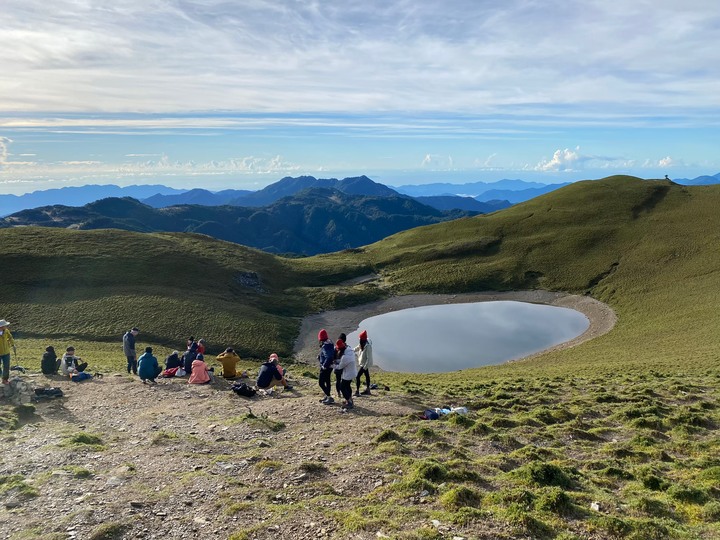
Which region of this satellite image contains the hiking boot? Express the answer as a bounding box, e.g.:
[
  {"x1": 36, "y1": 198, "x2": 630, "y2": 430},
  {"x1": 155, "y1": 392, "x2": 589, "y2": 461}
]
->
[
  {"x1": 354, "y1": 390, "x2": 361, "y2": 397},
  {"x1": 284, "y1": 385, "x2": 293, "y2": 391},
  {"x1": 347, "y1": 401, "x2": 354, "y2": 409},
  {"x1": 319, "y1": 396, "x2": 329, "y2": 403},
  {"x1": 323, "y1": 396, "x2": 335, "y2": 405},
  {"x1": 360, "y1": 389, "x2": 372, "y2": 395}
]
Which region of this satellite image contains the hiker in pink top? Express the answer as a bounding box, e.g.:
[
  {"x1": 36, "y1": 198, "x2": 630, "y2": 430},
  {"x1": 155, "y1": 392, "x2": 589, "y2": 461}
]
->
[{"x1": 188, "y1": 354, "x2": 212, "y2": 384}]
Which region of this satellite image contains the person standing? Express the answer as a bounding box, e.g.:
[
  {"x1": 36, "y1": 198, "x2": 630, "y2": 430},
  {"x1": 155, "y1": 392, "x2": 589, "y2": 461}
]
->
[
  {"x1": 335, "y1": 339, "x2": 358, "y2": 411},
  {"x1": 123, "y1": 327, "x2": 140, "y2": 375},
  {"x1": 317, "y1": 329, "x2": 336, "y2": 404},
  {"x1": 354, "y1": 330, "x2": 373, "y2": 396},
  {"x1": 138, "y1": 346, "x2": 162, "y2": 384},
  {"x1": 334, "y1": 333, "x2": 347, "y2": 399},
  {"x1": 0, "y1": 319, "x2": 16, "y2": 385}
]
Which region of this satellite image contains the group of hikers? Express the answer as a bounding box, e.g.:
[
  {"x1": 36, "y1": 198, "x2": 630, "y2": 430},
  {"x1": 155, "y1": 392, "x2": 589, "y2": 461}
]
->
[
  {"x1": 2, "y1": 317, "x2": 375, "y2": 412},
  {"x1": 316, "y1": 328, "x2": 374, "y2": 412},
  {"x1": 122, "y1": 328, "x2": 294, "y2": 391}
]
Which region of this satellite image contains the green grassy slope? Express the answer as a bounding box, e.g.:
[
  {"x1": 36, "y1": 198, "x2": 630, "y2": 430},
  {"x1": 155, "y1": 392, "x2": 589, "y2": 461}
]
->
[
  {"x1": 0, "y1": 227, "x2": 377, "y2": 357},
  {"x1": 349, "y1": 176, "x2": 720, "y2": 376}
]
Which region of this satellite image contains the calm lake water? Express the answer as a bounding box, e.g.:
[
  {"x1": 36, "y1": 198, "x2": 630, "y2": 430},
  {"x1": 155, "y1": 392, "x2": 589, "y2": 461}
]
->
[{"x1": 346, "y1": 301, "x2": 589, "y2": 373}]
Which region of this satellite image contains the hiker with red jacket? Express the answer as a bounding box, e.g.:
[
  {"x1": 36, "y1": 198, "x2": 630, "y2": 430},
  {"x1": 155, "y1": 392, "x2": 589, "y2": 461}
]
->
[{"x1": 317, "y1": 329, "x2": 336, "y2": 404}]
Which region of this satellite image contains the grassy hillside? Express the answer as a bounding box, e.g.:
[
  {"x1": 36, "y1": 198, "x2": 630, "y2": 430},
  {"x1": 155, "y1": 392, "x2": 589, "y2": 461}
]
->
[{"x1": 0, "y1": 227, "x2": 380, "y2": 357}]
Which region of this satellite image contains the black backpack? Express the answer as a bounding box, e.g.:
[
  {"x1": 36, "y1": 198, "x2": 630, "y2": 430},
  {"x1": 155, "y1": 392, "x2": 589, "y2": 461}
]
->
[{"x1": 232, "y1": 383, "x2": 256, "y2": 398}]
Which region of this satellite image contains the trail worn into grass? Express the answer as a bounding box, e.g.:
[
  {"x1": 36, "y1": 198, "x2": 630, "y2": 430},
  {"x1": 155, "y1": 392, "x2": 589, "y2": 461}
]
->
[{"x1": 293, "y1": 290, "x2": 616, "y2": 365}]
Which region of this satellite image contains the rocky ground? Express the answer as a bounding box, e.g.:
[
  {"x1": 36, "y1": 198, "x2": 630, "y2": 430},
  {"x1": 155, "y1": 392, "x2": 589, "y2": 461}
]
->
[{"x1": 1, "y1": 292, "x2": 616, "y2": 540}]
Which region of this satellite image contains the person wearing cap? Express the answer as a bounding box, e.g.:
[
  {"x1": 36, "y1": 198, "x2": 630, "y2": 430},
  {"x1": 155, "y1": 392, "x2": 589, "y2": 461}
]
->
[
  {"x1": 216, "y1": 347, "x2": 241, "y2": 379},
  {"x1": 123, "y1": 327, "x2": 140, "y2": 375},
  {"x1": 188, "y1": 353, "x2": 212, "y2": 384},
  {"x1": 256, "y1": 353, "x2": 292, "y2": 391},
  {"x1": 138, "y1": 346, "x2": 162, "y2": 384},
  {"x1": 354, "y1": 330, "x2": 373, "y2": 396},
  {"x1": 334, "y1": 339, "x2": 358, "y2": 411},
  {"x1": 317, "y1": 329, "x2": 336, "y2": 404},
  {"x1": 0, "y1": 319, "x2": 16, "y2": 384},
  {"x1": 41, "y1": 345, "x2": 60, "y2": 375},
  {"x1": 60, "y1": 347, "x2": 88, "y2": 377}
]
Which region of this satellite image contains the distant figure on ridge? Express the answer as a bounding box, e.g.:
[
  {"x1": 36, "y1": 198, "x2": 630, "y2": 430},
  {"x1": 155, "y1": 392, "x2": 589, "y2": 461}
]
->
[
  {"x1": 138, "y1": 346, "x2": 162, "y2": 384},
  {"x1": 216, "y1": 347, "x2": 241, "y2": 379},
  {"x1": 123, "y1": 327, "x2": 140, "y2": 375},
  {"x1": 0, "y1": 319, "x2": 16, "y2": 385},
  {"x1": 317, "y1": 329, "x2": 336, "y2": 404},
  {"x1": 354, "y1": 330, "x2": 373, "y2": 396},
  {"x1": 41, "y1": 345, "x2": 60, "y2": 375}
]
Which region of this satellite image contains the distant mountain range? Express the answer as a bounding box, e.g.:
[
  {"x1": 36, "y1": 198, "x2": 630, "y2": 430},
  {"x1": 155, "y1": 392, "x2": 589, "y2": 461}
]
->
[
  {"x1": 3, "y1": 173, "x2": 719, "y2": 218},
  {"x1": 1, "y1": 188, "x2": 477, "y2": 255},
  {"x1": 672, "y1": 172, "x2": 720, "y2": 186}
]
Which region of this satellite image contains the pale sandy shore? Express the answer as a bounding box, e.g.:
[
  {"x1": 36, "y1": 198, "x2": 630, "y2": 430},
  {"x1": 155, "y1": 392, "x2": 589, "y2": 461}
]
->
[{"x1": 292, "y1": 290, "x2": 616, "y2": 366}]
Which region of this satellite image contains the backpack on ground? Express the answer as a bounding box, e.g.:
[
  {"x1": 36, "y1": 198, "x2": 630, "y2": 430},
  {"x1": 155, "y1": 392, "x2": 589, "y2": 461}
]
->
[{"x1": 232, "y1": 382, "x2": 256, "y2": 398}]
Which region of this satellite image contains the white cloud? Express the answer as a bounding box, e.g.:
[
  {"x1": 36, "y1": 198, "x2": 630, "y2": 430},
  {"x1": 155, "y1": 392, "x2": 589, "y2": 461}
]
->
[
  {"x1": 1, "y1": 1, "x2": 719, "y2": 116},
  {"x1": 0, "y1": 137, "x2": 11, "y2": 166},
  {"x1": 536, "y1": 147, "x2": 583, "y2": 172},
  {"x1": 658, "y1": 156, "x2": 675, "y2": 167}
]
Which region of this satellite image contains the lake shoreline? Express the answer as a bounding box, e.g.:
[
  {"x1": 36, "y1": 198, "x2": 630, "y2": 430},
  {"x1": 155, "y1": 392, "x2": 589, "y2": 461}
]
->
[{"x1": 292, "y1": 290, "x2": 616, "y2": 368}]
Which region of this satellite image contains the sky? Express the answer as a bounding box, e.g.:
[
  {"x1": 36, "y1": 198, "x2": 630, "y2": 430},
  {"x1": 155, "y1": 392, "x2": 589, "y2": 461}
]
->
[{"x1": 1, "y1": 0, "x2": 719, "y2": 196}]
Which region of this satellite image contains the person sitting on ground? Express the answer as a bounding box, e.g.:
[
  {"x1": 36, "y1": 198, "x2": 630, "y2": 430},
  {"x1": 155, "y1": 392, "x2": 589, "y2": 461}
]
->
[
  {"x1": 164, "y1": 350, "x2": 182, "y2": 369},
  {"x1": 256, "y1": 353, "x2": 292, "y2": 391},
  {"x1": 138, "y1": 346, "x2": 162, "y2": 384},
  {"x1": 216, "y1": 347, "x2": 241, "y2": 379},
  {"x1": 183, "y1": 338, "x2": 198, "y2": 375},
  {"x1": 197, "y1": 338, "x2": 206, "y2": 356},
  {"x1": 335, "y1": 339, "x2": 358, "y2": 411},
  {"x1": 60, "y1": 347, "x2": 88, "y2": 377},
  {"x1": 41, "y1": 345, "x2": 60, "y2": 375},
  {"x1": 317, "y1": 329, "x2": 336, "y2": 404},
  {"x1": 354, "y1": 330, "x2": 373, "y2": 396},
  {"x1": 188, "y1": 353, "x2": 212, "y2": 384}
]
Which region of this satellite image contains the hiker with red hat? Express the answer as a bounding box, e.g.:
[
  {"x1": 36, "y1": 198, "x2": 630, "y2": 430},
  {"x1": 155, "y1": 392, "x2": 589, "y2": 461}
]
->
[
  {"x1": 354, "y1": 329, "x2": 373, "y2": 396},
  {"x1": 334, "y1": 337, "x2": 358, "y2": 412},
  {"x1": 317, "y1": 329, "x2": 336, "y2": 404}
]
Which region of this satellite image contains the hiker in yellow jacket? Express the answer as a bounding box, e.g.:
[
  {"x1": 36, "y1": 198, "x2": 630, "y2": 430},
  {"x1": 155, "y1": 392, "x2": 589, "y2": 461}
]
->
[{"x1": 0, "y1": 319, "x2": 16, "y2": 385}]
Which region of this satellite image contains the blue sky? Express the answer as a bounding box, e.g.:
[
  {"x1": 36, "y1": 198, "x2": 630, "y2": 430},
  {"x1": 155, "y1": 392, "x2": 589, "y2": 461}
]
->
[{"x1": 1, "y1": 0, "x2": 719, "y2": 196}]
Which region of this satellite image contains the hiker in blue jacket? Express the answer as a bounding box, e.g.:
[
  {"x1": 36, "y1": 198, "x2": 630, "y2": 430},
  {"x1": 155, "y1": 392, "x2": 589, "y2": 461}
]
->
[
  {"x1": 138, "y1": 347, "x2": 162, "y2": 384},
  {"x1": 317, "y1": 329, "x2": 336, "y2": 404}
]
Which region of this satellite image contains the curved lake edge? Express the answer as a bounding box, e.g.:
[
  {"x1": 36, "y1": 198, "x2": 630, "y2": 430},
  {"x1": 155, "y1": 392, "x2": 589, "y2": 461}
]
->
[{"x1": 292, "y1": 290, "x2": 617, "y2": 370}]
